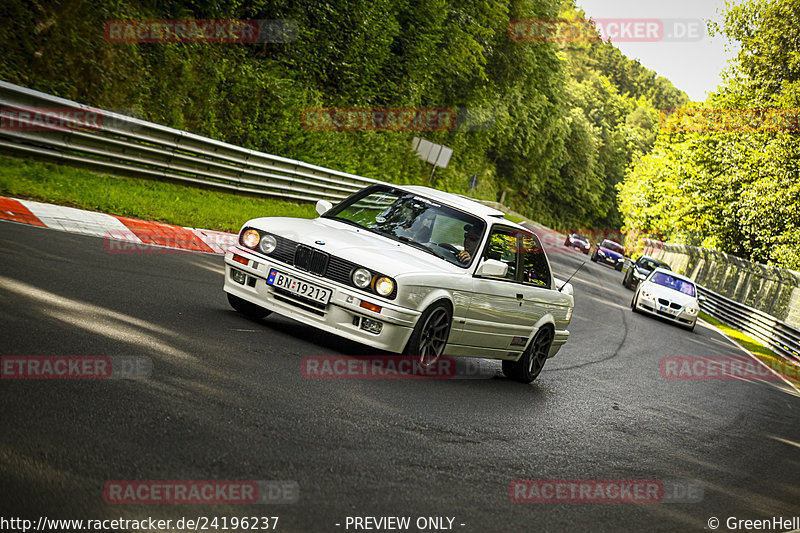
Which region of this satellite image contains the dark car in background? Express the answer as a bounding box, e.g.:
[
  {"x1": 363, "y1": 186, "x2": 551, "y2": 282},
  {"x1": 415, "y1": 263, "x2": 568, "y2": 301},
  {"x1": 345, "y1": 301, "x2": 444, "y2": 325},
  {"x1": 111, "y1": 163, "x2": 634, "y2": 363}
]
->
[
  {"x1": 622, "y1": 255, "x2": 671, "y2": 289},
  {"x1": 591, "y1": 239, "x2": 625, "y2": 270},
  {"x1": 564, "y1": 233, "x2": 591, "y2": 254}
]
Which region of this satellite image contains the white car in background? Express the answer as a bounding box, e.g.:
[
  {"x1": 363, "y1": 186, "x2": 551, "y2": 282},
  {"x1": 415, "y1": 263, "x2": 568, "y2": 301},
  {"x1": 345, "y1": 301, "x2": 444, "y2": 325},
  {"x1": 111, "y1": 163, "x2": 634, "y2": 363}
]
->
[
  {"x1": 223, "y1": 184, "x2": 575, "y2": 383},
  {"x1": 631, "y1": 267, "x2": 704, "y2": 331}
]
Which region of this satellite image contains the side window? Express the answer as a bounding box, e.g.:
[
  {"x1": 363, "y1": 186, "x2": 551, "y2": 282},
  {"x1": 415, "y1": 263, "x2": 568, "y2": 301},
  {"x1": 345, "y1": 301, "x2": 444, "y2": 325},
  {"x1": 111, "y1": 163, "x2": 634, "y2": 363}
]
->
[
  {"x1": 482, "y1": 228, "x2": 518, "y2": 281},
  {"x1": 521, "y1": 233, "x2": 552, "y2": 288}
]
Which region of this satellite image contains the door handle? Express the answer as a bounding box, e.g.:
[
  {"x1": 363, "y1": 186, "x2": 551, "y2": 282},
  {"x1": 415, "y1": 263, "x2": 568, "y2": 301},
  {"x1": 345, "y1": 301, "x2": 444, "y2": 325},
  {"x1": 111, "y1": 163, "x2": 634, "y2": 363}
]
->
[{"x1": 516, "y1": 293, "x2": 524, "y2": 300}]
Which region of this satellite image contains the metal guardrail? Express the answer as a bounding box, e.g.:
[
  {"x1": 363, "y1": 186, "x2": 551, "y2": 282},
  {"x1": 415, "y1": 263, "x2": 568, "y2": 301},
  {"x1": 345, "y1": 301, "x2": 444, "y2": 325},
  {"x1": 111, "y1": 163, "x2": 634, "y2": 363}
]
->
[
  {"x1": 0, "y1": 81, "x2": 383, "y2": 203},
  {"x1": 698, "y1": 285, "x2": 800, "y2": 365}
]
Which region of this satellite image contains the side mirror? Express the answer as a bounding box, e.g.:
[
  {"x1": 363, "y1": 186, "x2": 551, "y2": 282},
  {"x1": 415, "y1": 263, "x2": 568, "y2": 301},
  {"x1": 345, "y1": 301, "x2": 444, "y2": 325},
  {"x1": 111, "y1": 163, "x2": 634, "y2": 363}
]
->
[
  {"x1": 315, "y1": 199, "x2": 333, "y2": 216},
  {"x1": 476, "y1": 259, "x2": 508, "y2": 278}
]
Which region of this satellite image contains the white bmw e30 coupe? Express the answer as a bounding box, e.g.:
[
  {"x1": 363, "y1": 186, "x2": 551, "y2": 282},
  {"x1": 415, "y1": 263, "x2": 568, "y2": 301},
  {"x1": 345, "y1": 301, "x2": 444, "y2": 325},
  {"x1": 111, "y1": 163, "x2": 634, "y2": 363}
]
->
[{"x1": 223, "y1": 184, "x2": 575, "y2": 383}]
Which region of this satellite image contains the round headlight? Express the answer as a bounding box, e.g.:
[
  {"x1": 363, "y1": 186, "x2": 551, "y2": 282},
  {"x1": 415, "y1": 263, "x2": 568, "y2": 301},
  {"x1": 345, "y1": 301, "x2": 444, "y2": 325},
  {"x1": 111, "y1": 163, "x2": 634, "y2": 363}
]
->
[
  {"x1": 374, "y1": 276, "x2": 395, "y2": 296},
  {"x1": 259, "y1": 234, "x2": 277, "y2": 254},
  {"x1": 242, "y1": 229, "x2": 260, "y2": 249},
  {"x1": 352, "y1": 268, "x2": 372, "y2": 288}
]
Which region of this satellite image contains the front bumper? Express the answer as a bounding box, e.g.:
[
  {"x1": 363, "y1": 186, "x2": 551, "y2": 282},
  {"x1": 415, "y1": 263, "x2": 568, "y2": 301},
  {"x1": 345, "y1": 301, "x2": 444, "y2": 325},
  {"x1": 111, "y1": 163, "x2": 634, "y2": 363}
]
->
[
  {"x1": 634, "y1": 295, "x2": 697, "y2": 327},
  {"x1": 223, "y1": 246, "x2": 418, "y2": 352},
  {"x1": 597, "y1": 253, "x2": 623, "y2": 267}
]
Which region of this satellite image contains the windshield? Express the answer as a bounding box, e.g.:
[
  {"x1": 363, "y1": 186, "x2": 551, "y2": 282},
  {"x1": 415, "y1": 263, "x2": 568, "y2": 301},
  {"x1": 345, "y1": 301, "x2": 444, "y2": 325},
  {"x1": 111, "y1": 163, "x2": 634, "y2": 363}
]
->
[
  {"x1": 324, "y1": 186, "x2": 486, "y2": 267},
  {"x1": 572, "y1": 234, "x2": 589, "y2": 243},
  {"x1": 650, "y1": 271, "x2": 696, "y2": 296},
  {"x1": 638, "y1": 258, "x2": 662, "y2": 271},
  {"x1": 601, "y1": 240, "x2": 624, "y2": 253}
]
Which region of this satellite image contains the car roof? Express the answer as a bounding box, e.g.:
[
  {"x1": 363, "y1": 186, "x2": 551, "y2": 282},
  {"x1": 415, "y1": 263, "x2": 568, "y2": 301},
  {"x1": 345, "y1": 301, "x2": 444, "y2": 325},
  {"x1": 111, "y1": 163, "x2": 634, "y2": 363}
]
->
[
  {"x1": 396, "y1": 185, "x2": 520, "y2": 227},
  {"x1": 650, "y1": 267, "x2": 695, "y2": 283}
]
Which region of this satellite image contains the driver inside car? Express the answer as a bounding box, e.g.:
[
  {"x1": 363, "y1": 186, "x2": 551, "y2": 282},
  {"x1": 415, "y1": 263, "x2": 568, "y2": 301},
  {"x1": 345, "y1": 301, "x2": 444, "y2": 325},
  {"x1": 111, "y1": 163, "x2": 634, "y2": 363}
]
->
[{"x1": 456, "y1": 224, "x2": 482, "y2": 263}]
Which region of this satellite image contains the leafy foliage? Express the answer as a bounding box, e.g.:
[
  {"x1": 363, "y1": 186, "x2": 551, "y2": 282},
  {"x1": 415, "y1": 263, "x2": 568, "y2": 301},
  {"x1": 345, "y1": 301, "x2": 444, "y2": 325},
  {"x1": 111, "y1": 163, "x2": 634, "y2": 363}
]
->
[
  {"x1": 618, "y1": 0, "x2": 800, "y2": 269},
  {"x1": 0, "y1": 0, "x2": 684, "y2": 231}
]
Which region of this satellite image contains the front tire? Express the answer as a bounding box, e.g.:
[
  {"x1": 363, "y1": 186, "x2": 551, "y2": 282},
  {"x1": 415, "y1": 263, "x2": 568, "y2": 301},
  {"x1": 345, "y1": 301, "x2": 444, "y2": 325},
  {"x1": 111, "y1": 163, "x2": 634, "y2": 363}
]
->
[
  {"x1": 502, "y1": 327, "x2": 553, "y2": 384},
  {"x1": 631, "y1": 292, "x2": 639, "y2": 313},
  {"x1": 404, "y1": 301, "x2": 452, "y2": 367},
  {"x1": 591, "y1": 252, "x2": 597, "y2": 262},
  {"x1": 227, "y1": 293, "x2": 271, "y2": 319}
]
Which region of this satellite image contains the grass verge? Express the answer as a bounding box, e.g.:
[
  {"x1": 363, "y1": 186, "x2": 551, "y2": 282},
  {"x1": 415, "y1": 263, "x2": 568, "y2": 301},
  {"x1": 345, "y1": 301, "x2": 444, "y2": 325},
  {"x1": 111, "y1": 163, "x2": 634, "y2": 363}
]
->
[
  {"x1": 700, "y1": 311, "x2": 800, "y2": 387},
  {"x1": 0, "y1": 157, "x2": 317, "y2": 232}
]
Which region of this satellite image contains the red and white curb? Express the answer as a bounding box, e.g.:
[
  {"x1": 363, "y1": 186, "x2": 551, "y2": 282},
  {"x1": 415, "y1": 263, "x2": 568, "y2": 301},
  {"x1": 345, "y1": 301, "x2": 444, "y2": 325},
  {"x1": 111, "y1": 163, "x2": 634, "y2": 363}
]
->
[{"x1": 0, "y1": 196, "x2": 236, "y2": 254}]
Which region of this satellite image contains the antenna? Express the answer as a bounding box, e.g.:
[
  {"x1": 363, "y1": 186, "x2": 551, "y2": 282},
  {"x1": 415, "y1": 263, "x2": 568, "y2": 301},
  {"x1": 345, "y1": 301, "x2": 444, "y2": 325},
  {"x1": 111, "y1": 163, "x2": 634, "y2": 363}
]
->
[{"x1": 558, "y1": 262, "x2": 585, "y2": 292}]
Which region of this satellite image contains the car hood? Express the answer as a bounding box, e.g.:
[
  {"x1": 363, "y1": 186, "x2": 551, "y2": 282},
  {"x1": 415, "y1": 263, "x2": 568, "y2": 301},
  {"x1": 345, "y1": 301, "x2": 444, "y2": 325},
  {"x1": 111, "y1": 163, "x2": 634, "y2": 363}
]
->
[
  {"x1": 245, "y1": 216, "x2": 462, "y2": 277},
  {"x1": 642, "y1": 281, "x2": 698, "y2": 305}
]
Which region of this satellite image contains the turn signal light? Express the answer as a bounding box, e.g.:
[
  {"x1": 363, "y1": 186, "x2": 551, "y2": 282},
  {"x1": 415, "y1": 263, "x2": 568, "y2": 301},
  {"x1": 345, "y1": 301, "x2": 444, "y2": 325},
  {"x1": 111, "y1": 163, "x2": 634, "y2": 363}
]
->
[{"x1": 360, "y1": 301, "x2": 382, "y2": 314}]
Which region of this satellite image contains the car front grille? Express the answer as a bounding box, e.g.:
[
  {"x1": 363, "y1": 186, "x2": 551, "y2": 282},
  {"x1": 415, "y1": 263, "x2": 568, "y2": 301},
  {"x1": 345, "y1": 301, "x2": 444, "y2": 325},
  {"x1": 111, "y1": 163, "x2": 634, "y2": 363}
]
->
[
  {"x1": 657, "y1": 298, "x2": 682, "y2": 310},
  {"x1": 294, "y1": 244, "x2": 329, "y2": 276},
  {"x1": 255, "y1": 232, "x2": 396, "y2": 299}
]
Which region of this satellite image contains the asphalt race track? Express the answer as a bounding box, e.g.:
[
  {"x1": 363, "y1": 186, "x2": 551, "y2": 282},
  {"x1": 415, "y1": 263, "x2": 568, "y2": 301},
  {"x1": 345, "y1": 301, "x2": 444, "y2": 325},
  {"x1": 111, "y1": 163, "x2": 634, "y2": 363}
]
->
[{"x1": 1, "y1": 220, "x2": 799, "y2": 532}]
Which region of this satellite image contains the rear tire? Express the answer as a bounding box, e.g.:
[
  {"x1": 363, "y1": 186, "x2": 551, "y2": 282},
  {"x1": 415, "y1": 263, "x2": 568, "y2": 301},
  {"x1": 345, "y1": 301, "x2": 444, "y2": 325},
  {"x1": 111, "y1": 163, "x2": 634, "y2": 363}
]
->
[
  {"x1": 502, "y1": 327, "x2": 553, "y2": 384},
  {"x1": 227, "y1": 293, "x2": 271, "y2": 319}
]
